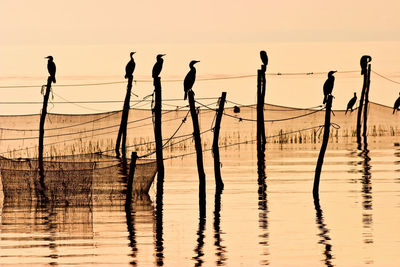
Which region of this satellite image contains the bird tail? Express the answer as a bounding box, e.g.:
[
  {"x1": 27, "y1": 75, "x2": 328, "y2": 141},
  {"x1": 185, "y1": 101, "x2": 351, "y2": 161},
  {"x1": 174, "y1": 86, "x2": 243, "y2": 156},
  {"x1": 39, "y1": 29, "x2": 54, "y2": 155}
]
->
[
  {"x1": 393, "y1": 108, "x2": 396, "y2": 114},
  {"x1": 345, "y1": 109, "x2": 348, "y2": 115},
  {"x1": 184, "y1": 91, "x2": 187, "y2": 101},
  {"x1": 323, "y1": 96, "x2": 326, "y2": 104},
  {"x1": 361, "y1": 68, "x2": 366, "y2": 75},
  {"x1": 52, "y1": 76, "x2": 56, "y2": 83},
  {"x1": 124, "y1": 74, "x2": 128, "y2": 79}
]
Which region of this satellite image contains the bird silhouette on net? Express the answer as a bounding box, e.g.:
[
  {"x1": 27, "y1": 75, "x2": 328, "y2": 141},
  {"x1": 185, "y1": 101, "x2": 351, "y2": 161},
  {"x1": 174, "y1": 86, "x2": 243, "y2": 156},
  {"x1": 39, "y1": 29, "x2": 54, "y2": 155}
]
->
[
  {"x1": 125, "y1": 52, "x2": 136, "y2": 79},
  {"x1": 360, "y1": 55, "x2": 372, "y2": 75},
  {"x1": 393, "y1": 92, "x2": 400, "y2": 114},
  {"x1": 45, "y1": 56, "x2": 56, "y2": 83},
  {"x1": 260, "y1": 50, "x2": 268, "y2": 70},
  {"x1": 323, "y1": 71, "x2": 336, "y2": 104},
  {"x1": 152, "y1": 54, "x2": 166, "y2": 78},
  {"x1": 345, "y1": 92, "x2": 357, "y2": 114},
  {"x1": 184, "y1": 60, "x2": 200, "y2": 100}
]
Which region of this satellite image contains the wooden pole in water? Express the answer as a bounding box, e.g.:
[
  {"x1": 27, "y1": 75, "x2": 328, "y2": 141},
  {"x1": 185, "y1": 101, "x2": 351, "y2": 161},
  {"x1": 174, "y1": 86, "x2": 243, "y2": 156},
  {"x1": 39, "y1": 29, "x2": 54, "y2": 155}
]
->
[
  {"x1": 188, "y1": 90, "x2": 206, "y2": 207},
  {"x1": 39, "y1": 77, "x2": 53, "y2": 176},
  {"x1": 362, "y1": 64, "x2": 372, "y2": 140},
  {"x1": 313, "y1": 95, "x2": 333, "y2": 197},
  {"x1": 356, "y1": 67, "x2": 368, "y2": 148},
  {"x1": 116, "y1": 76, "x2": 133, "y2": 158},
  {"x1": 126, "y1": 151, "x2": 137, "y2": 205},
  {"x1": 212, "y1": 92, "x2": 226, "y2": 190},
  {"x1": 153, "y1": 77, "x2": 165, "y2": 192}
]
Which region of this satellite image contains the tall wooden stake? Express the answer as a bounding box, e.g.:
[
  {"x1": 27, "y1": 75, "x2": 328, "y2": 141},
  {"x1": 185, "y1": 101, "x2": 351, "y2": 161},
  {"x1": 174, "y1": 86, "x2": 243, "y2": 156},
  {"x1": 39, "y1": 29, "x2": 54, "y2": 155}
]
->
[
  {"x1": 212, "y1": 92, "x2": 226, "y2": 190},
  {"x1": 313, "y1": 95, "x2": 333, "y2": 197},
  {"x1": 356, "y1": 68, "x2": 368, "y2": 148},
  {"x1": 39, "y1": 77, "x2": 53, "y2": 177},
  {"x1": 116, "y1": 76, "x2": 133, "y2": 158},
  {"x1": 188, "y1": 90, "x2": 206, "y2": 211},
  {"x1": 257, "y1": 67, "x2": 267, "y2": 181},
  {"x1": 362, "y1": 64, "x2": 372, "y2": 140},
  {"x1": 126, "y1": 152, "x2": 137, "y2": 206},
  {"x1": 153, "y1": 77, "x2": 165, "y2": 192}
]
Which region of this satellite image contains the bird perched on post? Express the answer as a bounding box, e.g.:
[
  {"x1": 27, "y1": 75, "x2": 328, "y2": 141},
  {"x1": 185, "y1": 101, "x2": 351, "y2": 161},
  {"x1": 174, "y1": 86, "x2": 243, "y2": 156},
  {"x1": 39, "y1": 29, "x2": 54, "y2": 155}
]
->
[
  {"x1": 260, "y1": 50, "x2": 268, "y2": 68},
  {"x1": 125, "y1": 52, "x2": 136, "y2": 79},
  {"x1": 152, "y1": 54, "x2": 166, "y2": 78},
  {"x1": 323, "y1": 71, "x2": 337, "y2": 104},
  {"x1": 360, "y1": 55, "x2": 372, "y2": 75},
  {"x1": 393, "y1": 92, "x2": 400, "y2": 114},
  {"x1": 184, "y1": 60, "x2": 200, "y2": 100},
  {"x1": 45, "y1": 56, "x2": 56, "y2": 83},
  {"x1": 345, "y1": 92, "x2": 357, "y2": 114}
]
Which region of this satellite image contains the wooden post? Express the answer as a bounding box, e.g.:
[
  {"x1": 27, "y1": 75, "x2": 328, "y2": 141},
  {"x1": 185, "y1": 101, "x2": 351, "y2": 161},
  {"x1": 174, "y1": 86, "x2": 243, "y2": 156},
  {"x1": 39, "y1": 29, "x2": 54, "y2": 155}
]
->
[
  {"x1": 362, "y1": 64, "x2": 372, "y2": 140},
  {"x1": 126, "y1": 152, "x2": 137, "y2": 206},
  {"x1": 356, "y1": 68, "x2": 368, "y2": 148},
  {"x1": 39, "y1": 77, "x2": 53, "y2": 177},
  {"x1": 313, "y1": 95, "x2": 333, "y2": 197},
  {"x1": 116, "y1": 76, "x2": 133, "y2": 158},
  {"x1": 257, "y1": 67, "x2": 267, "y2": 181},
  {"x1": 153, "y1": 77, "x2": 165, "y2": 192},
  {"x1": 188, "y1": 90, "x2": 206, "y2": 208},
  {"x1": 212, "y1": 92, "x2": 226, "y2": 190}
]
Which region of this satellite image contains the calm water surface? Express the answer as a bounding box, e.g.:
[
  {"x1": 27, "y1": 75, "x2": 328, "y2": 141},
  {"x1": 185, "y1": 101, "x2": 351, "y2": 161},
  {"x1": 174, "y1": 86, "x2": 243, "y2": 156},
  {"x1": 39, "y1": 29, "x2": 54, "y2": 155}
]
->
[{"x1": 1, "y1": 140, "x2": 400, "y2": 266}]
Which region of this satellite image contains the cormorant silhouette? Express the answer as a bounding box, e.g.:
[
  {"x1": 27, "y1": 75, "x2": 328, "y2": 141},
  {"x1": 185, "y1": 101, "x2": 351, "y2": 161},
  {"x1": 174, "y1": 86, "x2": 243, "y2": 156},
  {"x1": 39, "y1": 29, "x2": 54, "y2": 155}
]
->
[
  {"x1": 260, "y1": 50, "x2": 268, "y2": 66},
  {"x1": 125, "y1": 52, "x2": 136, "y2": 79},
  {"x1": 183, "y1": 60, "x2": 199, "y2": 100},
  {"x1": 45, "y1": 56, "x2": 56, "y2": 83},
  {"x1": 393, "y1": 92, "x2": 400, "y2": 114},
  {"x1": 345, "y1": 92, "x2": 357, "y2": 114},
  {"x1": 323, "y1": 71, "x2": 337, "y2": 104},
  {"x1": 152, "y1": 54, "x2": 166, "y2": 78},
  {"x1": 360, "y1": 55, "x2": 372, "y2": 75}
]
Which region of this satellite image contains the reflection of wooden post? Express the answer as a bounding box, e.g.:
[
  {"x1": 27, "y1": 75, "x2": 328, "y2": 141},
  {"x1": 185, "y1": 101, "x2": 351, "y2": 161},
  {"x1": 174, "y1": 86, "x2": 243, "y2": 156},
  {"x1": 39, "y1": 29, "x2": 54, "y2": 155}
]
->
[
  {"x1": 357, "y1": 68, "x2": 368, "y2": 148},
  {"x1": 212, "y1": 92, "x2": 226, "y2": 190},
  {"x1": 116, "y1": 76, "x2": 133, "y2": 158},
  {"x1": 188, "y1": 90, "x2": 206, "y2": 208},
  {"x1": 362, "y1": 65, "x2": 371, "y2": 140},
  {"x1": 313, "y1": 95, "x2": 333, "y2": 197},
  {"x1": 126, "y1": 152, "x2": 137, "y2": 205},
  {"x1": 39, "y1": 77, "x2": 53, "y2": 177}
]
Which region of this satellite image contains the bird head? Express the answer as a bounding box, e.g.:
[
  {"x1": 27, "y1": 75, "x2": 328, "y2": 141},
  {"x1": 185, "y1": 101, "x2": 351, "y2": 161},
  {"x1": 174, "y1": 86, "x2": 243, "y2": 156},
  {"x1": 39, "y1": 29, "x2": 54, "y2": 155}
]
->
[
  {"x1": 130, "y1": 52, "x2": 136, "y2": 57},
  {"x1": 45, "y1": 56, "x2": 53, "y2": 61},
  {"x1": 354, "y1": 92, "x2": 357, "y2": 96},
  {"x1": 157, "y1": 54, "x2": 166, "y2": 60},
  {"x1": 189, "y1": 60, "x2": 200, "y2": 67},
  {"x1": 328, "y1": 70, "x2": 337, "y2": 77}
]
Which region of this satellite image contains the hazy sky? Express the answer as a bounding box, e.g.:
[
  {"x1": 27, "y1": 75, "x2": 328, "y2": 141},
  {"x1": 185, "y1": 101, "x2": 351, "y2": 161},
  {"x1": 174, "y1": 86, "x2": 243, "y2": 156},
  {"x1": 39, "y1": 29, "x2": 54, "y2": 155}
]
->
[{"x1": 1, "y1": 0, "x2": 400, "y2": 45}]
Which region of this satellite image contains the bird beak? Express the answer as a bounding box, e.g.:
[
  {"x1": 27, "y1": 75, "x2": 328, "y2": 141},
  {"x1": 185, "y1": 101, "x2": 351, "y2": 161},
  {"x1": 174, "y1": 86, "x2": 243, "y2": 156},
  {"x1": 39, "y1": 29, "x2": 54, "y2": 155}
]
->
[
  {"x1": 333, "y1": 70, "x2": 337, "y2": 73},
  {"x1": 44, "y1": 56, "x2": 50, "y2": 59},
  {"x1": 195, "y1": 60, "x2": 200, "y2": 64},
  {"x1": 161, "y1": 54, "x2": 166, "y2": 57}
]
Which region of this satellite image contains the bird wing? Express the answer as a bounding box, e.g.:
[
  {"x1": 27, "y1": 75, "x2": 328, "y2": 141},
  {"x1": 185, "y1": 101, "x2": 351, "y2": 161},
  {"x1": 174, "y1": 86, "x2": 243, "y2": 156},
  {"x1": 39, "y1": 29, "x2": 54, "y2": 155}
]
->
[{"x1": 184, "y1": 70, "x2": 195, "y2": 91}]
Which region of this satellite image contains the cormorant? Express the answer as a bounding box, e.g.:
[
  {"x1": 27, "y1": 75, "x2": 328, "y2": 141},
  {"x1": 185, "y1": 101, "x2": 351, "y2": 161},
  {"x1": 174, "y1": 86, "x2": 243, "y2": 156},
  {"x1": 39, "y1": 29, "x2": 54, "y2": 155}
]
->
[
  {"x1": 393, "y1": 92, "x2": 400, "y2": 114},
  {"x1": 323, "y1": 70, "x2": 337, "y2": 104},
  {"x1": 152, "y1": 54, "x2": 166, "y2": 78},
  {"x1": 183, "y1": 60, "x2": 200, "y2": 100},
  {"x1": 345, "y1": 92, "x2": 357, "y2": 114},
  {"x1": 360, "y1": 55, "x2": 372, "y2": 75},
  {"x1": 125, "y1": 52, "x2": 136, "y2": 79},
  {"x1": 260, "y1": 50, "x2": 268, "y2": 66},
  {"x1": 45, "y1": 56, "x2": 56, "y2": 83}
]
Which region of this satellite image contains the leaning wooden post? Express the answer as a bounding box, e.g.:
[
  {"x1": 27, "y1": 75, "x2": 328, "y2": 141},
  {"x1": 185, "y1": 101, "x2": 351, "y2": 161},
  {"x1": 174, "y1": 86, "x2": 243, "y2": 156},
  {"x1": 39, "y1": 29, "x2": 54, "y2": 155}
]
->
[
  {"x1": 116, "y1": 76, "x2": 133, "y2": 158},
  {"x1": 126, "y1": 152, "x2": 137, "y2": 205},
  {"x1": 313, "y1": 95, "x2": 333, "y2": 197},
  {"x1": 153, "y1": 77, "x2": 165, "y2": 192},
  {"x1": 39, "y1": 77, "x2": 53, "y2": 176},
  {"x1": 356, "y1": 67, "x2": 368, "y2": 147},
  {"x1": 362, "y1": 64, "x2": 372, "y2": 140},
  {"x1": 188, "y1": 90, "x2": 206, "y2": 207},
  {"x1": 212, "y1": 92, "x2": 226, "y2": 190}
]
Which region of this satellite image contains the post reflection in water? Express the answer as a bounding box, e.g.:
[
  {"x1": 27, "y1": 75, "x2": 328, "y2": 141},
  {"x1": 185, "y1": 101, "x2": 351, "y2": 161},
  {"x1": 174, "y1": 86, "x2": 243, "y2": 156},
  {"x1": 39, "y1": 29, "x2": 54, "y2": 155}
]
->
[
  {"x1": 155, "y1": 181, "x2": 165, "y2": 266},
  {"x1": 313, "y1": 196, "x2": 334, "y2": 267},
  {"x1": 257, "y1": 148, "x2": 269, "y2": 265},
  {"x1": 360, "y1": 138, "x2": 374, "y2": 264},
  {"x1": 193, "y1": 199, "x2": 206, "y2": 266},
  {"x1": 213, "y1": 188, "x2": 227, "y2": 266}
]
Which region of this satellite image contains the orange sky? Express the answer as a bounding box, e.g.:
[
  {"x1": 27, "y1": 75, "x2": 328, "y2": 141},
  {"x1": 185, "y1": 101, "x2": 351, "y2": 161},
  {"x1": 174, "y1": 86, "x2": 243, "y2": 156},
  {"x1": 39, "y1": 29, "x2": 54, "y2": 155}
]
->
[{"x1": 1, "y1": 0, "x2": 399, "y2": 45}]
